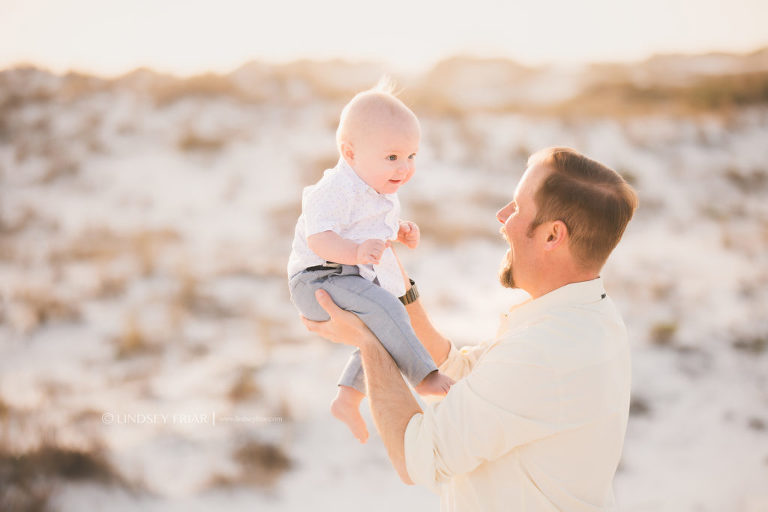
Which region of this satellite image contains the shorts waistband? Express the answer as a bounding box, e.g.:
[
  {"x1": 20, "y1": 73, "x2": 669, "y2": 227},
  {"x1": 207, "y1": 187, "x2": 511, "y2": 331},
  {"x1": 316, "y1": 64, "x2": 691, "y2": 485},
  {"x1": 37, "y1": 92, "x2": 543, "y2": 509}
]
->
[{"x1": 305, "y1": 262, "x2": 342, "y2": 272}]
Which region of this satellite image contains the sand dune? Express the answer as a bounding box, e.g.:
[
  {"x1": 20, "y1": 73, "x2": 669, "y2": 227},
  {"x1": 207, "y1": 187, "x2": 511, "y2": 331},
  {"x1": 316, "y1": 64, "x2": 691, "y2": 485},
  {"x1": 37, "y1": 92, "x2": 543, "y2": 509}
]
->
[{"x1": 1, "y1": 55, "x2": 767, "y2": 511}]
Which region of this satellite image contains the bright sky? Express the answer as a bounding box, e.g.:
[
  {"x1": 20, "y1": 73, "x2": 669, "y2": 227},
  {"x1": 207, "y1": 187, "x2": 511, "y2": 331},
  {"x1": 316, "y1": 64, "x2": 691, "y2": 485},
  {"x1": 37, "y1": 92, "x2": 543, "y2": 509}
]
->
[{"x1": 1, "y1": 0, "x2": 767, "y2": 77}]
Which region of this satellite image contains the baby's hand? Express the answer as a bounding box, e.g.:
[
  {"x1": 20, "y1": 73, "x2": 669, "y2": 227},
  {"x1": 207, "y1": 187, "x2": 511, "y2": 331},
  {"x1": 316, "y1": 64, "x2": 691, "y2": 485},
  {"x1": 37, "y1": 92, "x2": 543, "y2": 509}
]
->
[
  {"x1": 397, "y1": 220, "x2": 420, "y2": 249},
  {"x1": 356, "y1": 239, "x2": 389, "y2": 265}
]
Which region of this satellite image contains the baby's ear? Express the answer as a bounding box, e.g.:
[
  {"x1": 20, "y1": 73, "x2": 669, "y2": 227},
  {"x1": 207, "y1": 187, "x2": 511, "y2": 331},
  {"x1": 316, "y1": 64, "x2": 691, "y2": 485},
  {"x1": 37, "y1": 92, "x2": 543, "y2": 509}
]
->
[{"x1": 340, "y1": 141, "x2": 355, "y2": 163}]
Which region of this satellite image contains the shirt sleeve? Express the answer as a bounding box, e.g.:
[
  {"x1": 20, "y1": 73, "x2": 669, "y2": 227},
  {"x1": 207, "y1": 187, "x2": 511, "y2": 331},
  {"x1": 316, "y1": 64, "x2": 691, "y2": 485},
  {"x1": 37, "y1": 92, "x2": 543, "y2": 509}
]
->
[
  {"x1": 437, "y1": 339, "x2": 496, "y2": 382},
  {"x1": 405, "y1": 338, "x2": 568, "y2": 488},
  {"x1": 302, "y1": 178, "x2": 353, "y2": 237}
]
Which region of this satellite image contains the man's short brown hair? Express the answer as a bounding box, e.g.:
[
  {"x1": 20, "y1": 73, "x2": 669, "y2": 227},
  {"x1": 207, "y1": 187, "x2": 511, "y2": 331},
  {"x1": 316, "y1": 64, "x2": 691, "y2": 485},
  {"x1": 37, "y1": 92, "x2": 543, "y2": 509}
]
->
[{"x1": 527, "y1": 147, "x2": 638, "y2": 270}]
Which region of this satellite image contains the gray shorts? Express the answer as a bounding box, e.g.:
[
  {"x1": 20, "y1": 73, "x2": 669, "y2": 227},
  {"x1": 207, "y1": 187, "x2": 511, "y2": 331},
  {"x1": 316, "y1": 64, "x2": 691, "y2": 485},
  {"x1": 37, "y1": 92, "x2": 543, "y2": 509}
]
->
[{"x1": 289, "y1": 264, "x2": 437, "y2": 394}]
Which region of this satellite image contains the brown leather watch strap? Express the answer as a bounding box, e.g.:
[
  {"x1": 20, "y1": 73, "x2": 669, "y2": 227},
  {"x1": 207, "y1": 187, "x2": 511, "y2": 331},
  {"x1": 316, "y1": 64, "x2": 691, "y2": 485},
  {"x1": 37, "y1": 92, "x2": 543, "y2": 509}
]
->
[{"x1": 399, "y1": 279, "x2": 419, "y2": 305}]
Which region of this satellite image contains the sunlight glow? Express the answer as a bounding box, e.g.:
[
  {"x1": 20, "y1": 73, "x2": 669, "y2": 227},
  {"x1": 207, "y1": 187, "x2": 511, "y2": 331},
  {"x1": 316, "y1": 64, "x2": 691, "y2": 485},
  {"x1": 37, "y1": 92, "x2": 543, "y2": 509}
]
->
[{"x1": 1, "y1": 0, "x2": 766, "y2": 76}]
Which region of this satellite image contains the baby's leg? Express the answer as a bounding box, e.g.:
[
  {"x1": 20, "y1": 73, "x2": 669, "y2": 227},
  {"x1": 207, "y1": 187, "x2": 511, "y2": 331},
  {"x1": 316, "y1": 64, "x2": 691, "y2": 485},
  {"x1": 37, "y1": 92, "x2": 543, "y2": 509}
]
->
[
  {"x1": 338, "y1": 348, "x2": 366, "y2": 396},
  {"x1": 289, "y1": 271, "x2": 370, "y2": 442},
  {"x1": 288, "y1": 270, "x2": 335, "y2": 321},
  {"x1": 330, "y1": 385, "x2": 369, "y2": 443},
  {"x1": 324, "y1": 271, "x2": 454, "y2": 396}
]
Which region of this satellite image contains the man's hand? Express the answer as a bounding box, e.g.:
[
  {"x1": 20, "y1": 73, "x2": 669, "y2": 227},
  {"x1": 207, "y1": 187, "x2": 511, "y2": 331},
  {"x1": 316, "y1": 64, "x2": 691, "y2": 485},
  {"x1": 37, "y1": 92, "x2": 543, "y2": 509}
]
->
[
  {"x1": 356, "y1": 239, "x2": 389, "y2": 265},
  {"x1": 303, "y1": 290, "x2": 421, "y2": 487},
  {"x1": 301, "y1": 290, "x2": 377, "y2": 348},
  {"x1": 397, "y1": 221, "x2": 420, "y2": 249}
]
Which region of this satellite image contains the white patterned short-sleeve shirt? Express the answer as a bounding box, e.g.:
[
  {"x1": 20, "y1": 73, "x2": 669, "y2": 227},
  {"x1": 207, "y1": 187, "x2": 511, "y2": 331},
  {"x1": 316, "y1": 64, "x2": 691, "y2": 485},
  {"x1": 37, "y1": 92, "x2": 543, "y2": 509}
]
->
[{"x1": 287, "y1": 158, "x2": 406, "y2": 297}]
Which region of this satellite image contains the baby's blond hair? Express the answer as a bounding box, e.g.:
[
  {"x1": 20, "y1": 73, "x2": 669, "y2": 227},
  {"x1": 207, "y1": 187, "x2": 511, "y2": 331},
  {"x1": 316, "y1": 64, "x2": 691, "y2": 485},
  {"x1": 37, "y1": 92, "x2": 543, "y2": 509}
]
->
[{"x1": 336, "y1": 77, "x2": 418, "y2": 154}]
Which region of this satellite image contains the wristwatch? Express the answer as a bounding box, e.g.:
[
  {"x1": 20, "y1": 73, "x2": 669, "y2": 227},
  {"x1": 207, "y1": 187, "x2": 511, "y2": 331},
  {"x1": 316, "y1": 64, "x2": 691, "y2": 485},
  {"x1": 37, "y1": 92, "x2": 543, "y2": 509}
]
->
[{"x1": 399, "y1": 279, "x2": 419, "y2": 305}]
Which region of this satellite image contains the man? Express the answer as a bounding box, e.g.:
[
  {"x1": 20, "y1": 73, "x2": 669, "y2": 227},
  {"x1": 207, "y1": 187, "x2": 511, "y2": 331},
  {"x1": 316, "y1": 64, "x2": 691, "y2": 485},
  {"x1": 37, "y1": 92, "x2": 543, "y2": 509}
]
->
[{"x1": 303, "y1": 147, "x2": 639, "y2": 511}]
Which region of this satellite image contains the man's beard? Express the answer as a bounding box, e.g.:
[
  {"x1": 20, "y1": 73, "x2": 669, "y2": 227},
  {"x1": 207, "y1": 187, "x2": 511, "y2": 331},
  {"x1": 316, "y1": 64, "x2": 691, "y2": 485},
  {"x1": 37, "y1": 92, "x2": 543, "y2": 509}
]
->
[{"x1": 498, "y1": 256, "x2": 516, "y2": 289}]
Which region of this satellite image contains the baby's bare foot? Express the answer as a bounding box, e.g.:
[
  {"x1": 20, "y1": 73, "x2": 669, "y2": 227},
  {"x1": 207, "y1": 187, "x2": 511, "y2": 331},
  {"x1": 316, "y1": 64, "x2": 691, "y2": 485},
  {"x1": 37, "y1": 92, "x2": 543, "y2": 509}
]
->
[
  {"x1": 331, "y1": 394, "x2": 369, "y2": 443},
  {"x1": 414, "y1": 370, "x2": 454, "y2": 396}
]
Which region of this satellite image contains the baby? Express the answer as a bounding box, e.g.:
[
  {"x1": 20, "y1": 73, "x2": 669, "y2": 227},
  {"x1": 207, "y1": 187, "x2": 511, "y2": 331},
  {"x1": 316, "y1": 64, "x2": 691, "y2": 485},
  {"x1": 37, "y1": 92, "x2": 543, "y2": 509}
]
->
[{"x1": 287, "y1": 81, "x2": 454, "y2": 443}]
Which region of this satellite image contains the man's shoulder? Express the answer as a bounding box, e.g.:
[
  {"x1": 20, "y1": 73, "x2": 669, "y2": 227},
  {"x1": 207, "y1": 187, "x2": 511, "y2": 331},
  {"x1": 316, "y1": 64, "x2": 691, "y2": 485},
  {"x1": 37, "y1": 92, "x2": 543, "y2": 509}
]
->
[
  {"x1": 492, "y1": 306, "x2": 628, "y2": 369},
  {"x1": 490, "y1": 322, "x2": 557, "y2": 365}
]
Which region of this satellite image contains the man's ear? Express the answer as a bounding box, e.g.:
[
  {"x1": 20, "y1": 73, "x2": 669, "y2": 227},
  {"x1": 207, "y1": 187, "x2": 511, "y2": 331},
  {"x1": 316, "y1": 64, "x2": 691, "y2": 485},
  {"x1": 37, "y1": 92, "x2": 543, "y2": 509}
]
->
[
  {"x1": 340, "y1": 141, "x2": 355, "y2": 164},
  {"x1": 544, "y1": 220, "x2": 568, "y2": 251}
]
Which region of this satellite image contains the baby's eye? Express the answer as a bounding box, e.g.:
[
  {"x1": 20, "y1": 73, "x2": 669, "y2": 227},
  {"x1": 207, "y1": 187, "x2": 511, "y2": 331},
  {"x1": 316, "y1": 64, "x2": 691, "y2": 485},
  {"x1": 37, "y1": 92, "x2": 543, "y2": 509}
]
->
[
  {"x1": 408, "y1": 153, "x2": 416, "y2": 160},
  {"x1": 387, "y1": 155, "x2": 397, "y2": 161}
]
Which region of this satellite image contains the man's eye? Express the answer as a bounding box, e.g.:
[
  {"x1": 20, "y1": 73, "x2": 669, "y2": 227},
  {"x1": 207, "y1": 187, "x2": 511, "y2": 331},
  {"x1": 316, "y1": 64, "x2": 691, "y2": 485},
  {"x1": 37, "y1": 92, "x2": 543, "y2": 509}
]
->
[{"x1": 387, "y1": 155, "x2": 397, "y2": 161}]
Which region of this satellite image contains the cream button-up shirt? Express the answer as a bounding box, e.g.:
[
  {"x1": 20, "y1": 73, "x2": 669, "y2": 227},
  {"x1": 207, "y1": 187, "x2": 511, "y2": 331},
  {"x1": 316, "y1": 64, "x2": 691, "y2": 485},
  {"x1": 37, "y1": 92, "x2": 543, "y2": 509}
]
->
[{"x1": 404, "y1": 278, "x2": 631, "y2": 512}]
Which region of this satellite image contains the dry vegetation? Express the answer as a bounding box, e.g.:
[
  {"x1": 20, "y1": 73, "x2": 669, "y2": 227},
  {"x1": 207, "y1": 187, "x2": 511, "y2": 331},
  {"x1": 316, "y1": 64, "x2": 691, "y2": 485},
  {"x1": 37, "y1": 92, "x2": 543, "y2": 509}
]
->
[
  {"x1": 0, "y1": 437, "x2": 134, "y2": 512},
  {"x1": 207, "y1": 439, "x2": 292, "y2": 490},
  {"x1": 0, "y1": 207, "x2": 58, "y2": 238},
  {"x1": 3, "y1": 51, "x2": 767, "y2": 124},
  {"x1": 649, "y1": 322, "x2": 678, "y2": 346},
  {"x1": 48, "y1": 228, "x2": 181, "y2": 272},
  {"x1": 93, "y1": 271, "x2": 131, "y2": 299},
  {"x1": 553, "y1": 71, "x2": 768, "y2": 117},
  {"x1": 152, "y1": 72, "x2": 258, "y2": 106},
  {"x1": 732, "y1": 335, "x2": 768, "y2": 354},
  {"x1": 173, "y1": 270, "x2": 241, "y2": 319},
  {"x1": 409, "y1": 199, "x2": 497, "y2": 246},
  {"x1": 177, "y1": 131, "x2": 229, "y2": 153},
  {"x1": 267, "y1": 202, "x2": 302, "y2": 234},
  {"x1": 629, "y1": 394, "x2": 651, "y2": 417},
  {"x1": 113, "y1": 311, "x2": 163, "y2": 359},
  {"x1": 410, "y1": 56, "x2": 537, "y2": 116},
  {"x1": 299, "y1": 152, "x2": 341, "y2": 187},
  {"x1": 9, "y1": 287, "x2": 82, "y2": 333},
  {"x1": 724, "y1": 166, "x2": 768, "y2": 194},
  {"x1": 228, "y1": 366, "x2": 262, "y2": 402}
]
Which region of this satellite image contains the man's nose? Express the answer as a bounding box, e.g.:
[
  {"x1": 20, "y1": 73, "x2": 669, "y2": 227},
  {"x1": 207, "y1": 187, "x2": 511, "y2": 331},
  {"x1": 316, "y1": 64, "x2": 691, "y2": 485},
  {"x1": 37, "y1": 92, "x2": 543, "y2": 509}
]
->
[
  {"x1": 496, "y1": 205, "x2": 510, "y2": 224},
  {"x1": 496, "y1": 201, "x2": 517, "y2": 223}
]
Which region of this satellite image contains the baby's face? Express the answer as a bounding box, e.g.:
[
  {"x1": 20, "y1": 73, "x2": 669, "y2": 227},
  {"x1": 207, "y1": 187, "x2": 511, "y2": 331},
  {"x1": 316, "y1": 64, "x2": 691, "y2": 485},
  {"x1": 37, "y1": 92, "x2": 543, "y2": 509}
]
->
[{"x1": 348, "y1": 119, "x2": 420, "y2": 195}]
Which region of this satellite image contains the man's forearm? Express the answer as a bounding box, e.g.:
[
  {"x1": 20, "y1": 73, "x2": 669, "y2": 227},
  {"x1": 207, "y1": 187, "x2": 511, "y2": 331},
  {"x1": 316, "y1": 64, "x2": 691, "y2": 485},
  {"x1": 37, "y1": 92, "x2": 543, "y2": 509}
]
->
[
  {"x1": 404, "y1": 298, "x2": 451, "y2": 367},
  {"x1": 391, "y1": 249, "x2": 452, "y2": 366},
  {"x1": 360, "y1": 340, "x2": 422, "y2": 485}
]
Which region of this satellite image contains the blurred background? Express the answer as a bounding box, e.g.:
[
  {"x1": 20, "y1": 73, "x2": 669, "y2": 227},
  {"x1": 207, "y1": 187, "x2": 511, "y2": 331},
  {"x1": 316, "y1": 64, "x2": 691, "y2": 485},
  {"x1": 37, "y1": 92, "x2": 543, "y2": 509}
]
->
[{"x1": 1, "y1": 1, "x2": 767, "y2": 511}]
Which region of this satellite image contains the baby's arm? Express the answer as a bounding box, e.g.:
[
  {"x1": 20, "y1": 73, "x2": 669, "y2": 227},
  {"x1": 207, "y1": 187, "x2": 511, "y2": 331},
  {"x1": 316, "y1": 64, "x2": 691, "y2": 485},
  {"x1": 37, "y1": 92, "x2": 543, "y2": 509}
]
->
[
  {"x1": 308, "y1": 231, "x2": 389, "y2": 265},
  {"x1": 397, "y1": 220, "x2": 420, "y2": 249}
]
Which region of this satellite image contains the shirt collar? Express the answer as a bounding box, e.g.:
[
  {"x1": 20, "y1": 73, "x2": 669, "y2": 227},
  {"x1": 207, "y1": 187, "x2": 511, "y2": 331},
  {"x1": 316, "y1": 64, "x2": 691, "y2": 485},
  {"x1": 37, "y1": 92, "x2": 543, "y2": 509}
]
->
[
  {"x1": 336, "y1": 158, "x2": 377, "y2": 195},
  {"x1": 499, "y1": 277, "x2": 607, "y2": 332}
]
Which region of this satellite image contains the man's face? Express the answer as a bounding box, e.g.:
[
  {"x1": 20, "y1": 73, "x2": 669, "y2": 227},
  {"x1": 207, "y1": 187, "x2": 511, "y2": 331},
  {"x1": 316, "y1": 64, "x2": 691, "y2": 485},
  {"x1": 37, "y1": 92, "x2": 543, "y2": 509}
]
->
[
  {"x1": 347, "y1": 117, "x2": 419, "y2": 195},
  {"x1": 497, "y1": 162, "x2": 549, "y2": 291}
]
